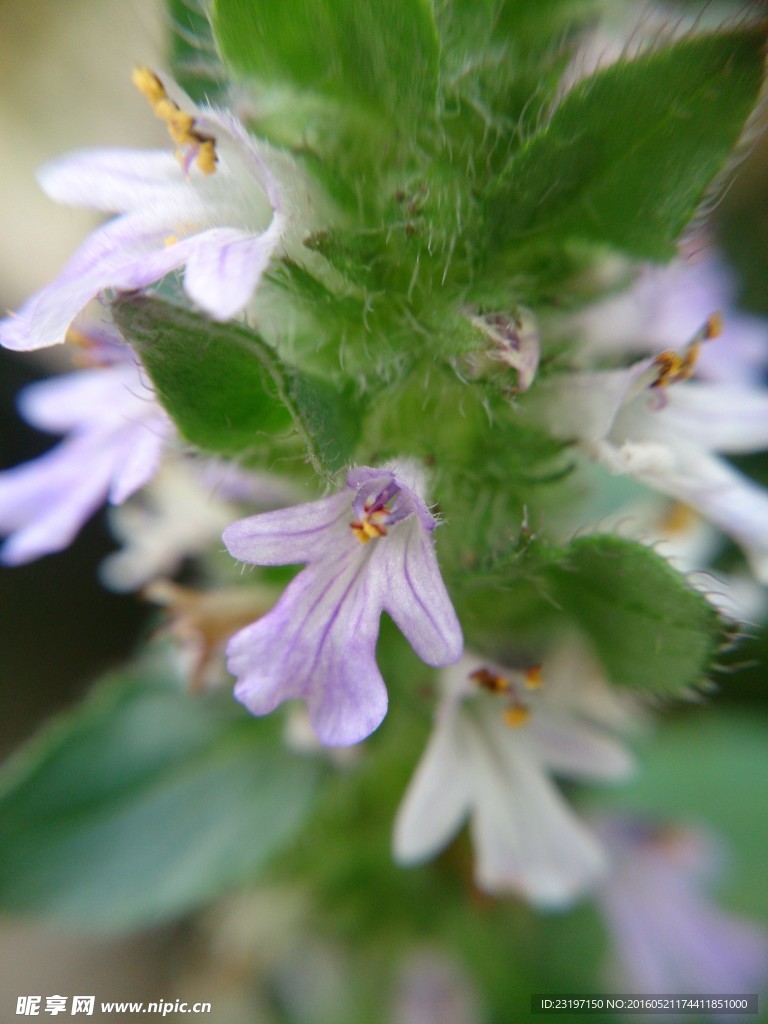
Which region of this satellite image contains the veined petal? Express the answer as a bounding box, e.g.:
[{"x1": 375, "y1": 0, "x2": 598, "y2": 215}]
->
[
  {"x1": 182, "y1": 221, "x2": 283, "y2": 320},
  {"x1": 527, "y1": 713, "x2": 635, "y2": 781},
  {"x1": 223, "y1": 491, "x2": 352, "y2": 566},
  {"x1": 107, "y1": 418, "x2": 170, "y2": 504},
  {"x1": 381, "y1": 520, "x2": 463, "y2": 666},
  {"x1": 470, "y1": 739, "x2": 606, "y2": 905},
  {"x1": 1, "y1": 212, "x2": 190, "y2": 350},
  {"x1": 228, "y1": 548, "x2": 388, "y2": 745},
  {"x1": 652, "y1": 384, "x2": 768, "y2": 454},
  {"x1": 225, "y1": 463, "x2": 460, "y2": 744},
  {"x1": 17, "y1": 363, "x2": 150, "y2": 432},
  {"x1": 0, "y1": 433, "x2": 119, "y2": 564},
  {"x1": 627, "y1": 441, "x2": 768, "y2": 583},
  {"x1": 393, "y1": 708, "x2": 473, "y2": 864},
  {"x1": 38, "y1": 148, "x2": 184, "y2": 211}
]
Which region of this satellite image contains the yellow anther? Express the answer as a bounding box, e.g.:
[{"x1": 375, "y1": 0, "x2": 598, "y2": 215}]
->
[
  {"x1": 704, "y1": 311, "x2": 723, "y2": 340},
  {"x1": 64, "y1": 327, "x2": 93, "y2": 349},
  {"x1": 524, "y1": 665, "x2": 542, "y2": 690},
  {"x1": 163, "y1": 235, "x2": 179, "y2": 247},
  {"x1": 470, "y1": 668, "x2": 511, "y2": 693},
  {"x1": 652, "y1": 347, "x2": 698, "y2": 388},
  {"x1": 132, "y1": 66, "x2": 166, "y2": 107},
  {"x1": 132, "y1": 65, "x2": 217, "y2": 176},
  {"x1": 652, "y1": 312, "x2": 721, "y2": 389},
  {"x1": 350, "y1": 518, "x2": 388, "y2": 544},
  {"x1": 659, "y1": 501, "x2": 697, "y2": 535},
  {"x1": 195, "y1": 140, "x2": 218, "y2": 176},
  {"x1": 503, "y1": 704, "x2": 530, "y2": 728}
]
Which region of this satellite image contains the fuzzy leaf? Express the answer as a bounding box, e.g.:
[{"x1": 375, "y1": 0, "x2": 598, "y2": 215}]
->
[
  {"x1": 210, "y1": 0, "x2": 439, "y2": 127},
  {"x1": 433, "y1": 0, "x2": 598, "y2": 188},
  {"x1": 112, "y1": 294, "x2": 361, "y2": 474},
  {"x1": 486, "y1": 29, "x2": 767, "y2": 261},
  {"x1": 544, "y1": 535, "x2": 722, "y2": 695},
  {"x1": 0, "y1": 669, "x2": 319, "y2": 930},
  {"x1": 168, "y1": 0, "x2": 223, "y2": 102}
]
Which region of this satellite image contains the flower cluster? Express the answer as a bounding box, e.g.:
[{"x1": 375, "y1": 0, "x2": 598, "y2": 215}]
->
[{"x1": 2, "y1": 12, "x2": 768, "y2": 1007}]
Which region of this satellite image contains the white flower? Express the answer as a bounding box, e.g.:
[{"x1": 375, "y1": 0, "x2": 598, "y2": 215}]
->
[
  {"x1": 524, "y1": 337, "x2": 768, "y2": 582},
  {"x1": 101, "y1": 458, "x2": 303, "y2": 591},
  {"x1": 393, "y1": 652, "x2": 633, "y2": 907}
]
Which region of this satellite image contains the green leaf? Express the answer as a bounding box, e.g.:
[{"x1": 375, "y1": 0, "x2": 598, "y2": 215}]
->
[
  {"x1": 434, "y1": 0, "x2": 598, "y2": 188},
  {"x1": 486, "y1": 28, "x2": 767, "y2": 261},
  {"x1": 112, "y1": 294, "x2": 362, "y2": 474},
  {"x1": 543, "y1": 535, "x2": 722, "y2": 695},
  {"x1": 168, "y1": 0, "x2": 223, "y2": 103},
  {"x1": 0, "y1": 668, "x2": 319, "y2": 930},
  {"x1": 210, "y1": 0, "x2": 439, "y2": 127}
]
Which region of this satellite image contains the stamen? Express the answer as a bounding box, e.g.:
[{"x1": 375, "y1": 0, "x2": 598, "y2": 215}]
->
[
  {"x1": 659, "y1": 501, "x2": 697, "y2": 535},
  {"x1": 503, "y1": 704, "x2": 530, "y2": 728},
  {"x1": 349, "y1": 491, "x2": 393, "y2": 544},
  {"x1": 651, "y1": 312, "x2": 722, "y2": 389},
  {"x1": 132, "y1": 66, "x2": 217, "y2": 176},
  {"x1": 524, "y1": 665, "x2": 542, "y2": 689},
  {"x1": 350, "y1": 515, "x2": 388, "y2": 544},
  {"x1": 470, "y1": 667, "x2": 511, "y2": 693}
]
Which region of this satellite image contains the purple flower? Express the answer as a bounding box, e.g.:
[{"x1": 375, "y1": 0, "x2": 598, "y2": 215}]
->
[
  {"x1": 595, "y1": 816, "x2": 768, "y2": 1010},
  {"x1": 222, "y1": 462, "x2": 463, "y2": 746},
  {"x1": 0, "y1": 69, "x2": 289, "y2": 352},
  {"x1": 0, "y1": 332, "x2": 172, "y2": 564},
  {"x1": 389, "y1": 949, "x2": 482, "y2": 1024}
]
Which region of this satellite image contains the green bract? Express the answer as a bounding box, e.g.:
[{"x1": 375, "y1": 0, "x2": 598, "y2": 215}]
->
[
  {"x1": 486, "y1": 29, "x2": 767, "y2": 263},
  {"x1": 543, "y1": 535, "x2": 723, "y2": 696},
  {"x1": 113, "y1": 294, "x2": 362, "y2": 474},
  {"x1": 211, "y1": 0, "x2": 440, "y2": 128}
]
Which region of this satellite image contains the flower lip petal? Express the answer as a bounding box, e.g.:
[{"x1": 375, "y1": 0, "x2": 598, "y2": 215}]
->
[
  {"x1": 37, "y1": 148, "x2": 184, "y2": 212},
  {"x1": 182, "y1": 222, "x2": 283, "y2": 320},
  {"x1": 471, "y1": 755, "x2": 607, "y2": 906},
  {"x1": 222, "y1": 490, "x2": 352, "y2": 566},
  {"x1": 393, "y1": 706, "x2": 472, "y2": 864},
  {"x1": 0, "y1": 211, "x2": 192, "y2": 350},
  {"x1": 0, "y1": 432, "x2": 120, "y2": 564},
  {"x1": 381, "y1": 520, "x2": 463, "y2": 666},
  {"x1": 229, "y1": 550, "x2": 388, "y2": 746}
]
